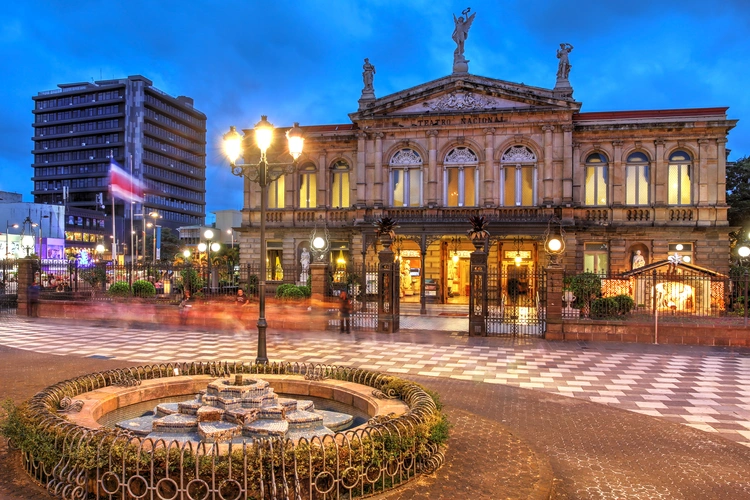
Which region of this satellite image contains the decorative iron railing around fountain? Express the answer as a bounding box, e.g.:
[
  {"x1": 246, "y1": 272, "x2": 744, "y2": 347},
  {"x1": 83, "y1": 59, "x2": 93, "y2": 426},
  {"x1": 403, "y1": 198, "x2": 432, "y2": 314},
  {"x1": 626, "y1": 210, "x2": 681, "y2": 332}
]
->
[{"x1": 3, "y1": 361, "x2": 447, "y2": 499}]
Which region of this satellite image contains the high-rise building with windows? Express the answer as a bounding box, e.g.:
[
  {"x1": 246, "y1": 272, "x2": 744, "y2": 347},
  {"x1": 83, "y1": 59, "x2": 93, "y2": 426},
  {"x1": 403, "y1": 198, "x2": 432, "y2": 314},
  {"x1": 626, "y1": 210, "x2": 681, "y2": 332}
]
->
[{"x1": 31, "y1": 75, "x2": 206, "y2": 254}]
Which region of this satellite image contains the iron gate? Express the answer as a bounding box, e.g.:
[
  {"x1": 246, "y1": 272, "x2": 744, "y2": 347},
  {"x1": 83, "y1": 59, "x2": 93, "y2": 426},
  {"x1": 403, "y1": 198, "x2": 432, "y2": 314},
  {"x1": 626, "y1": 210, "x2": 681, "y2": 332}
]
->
[
  {"x1": 327, "y1": 264, "x2": 380, "y2": 331},
  {"x1": 0, "y1": 259, "x2": 18, "y2": 315},
  {"x1": 486, "y1": 267, "x2": 546, "y2": 336}
]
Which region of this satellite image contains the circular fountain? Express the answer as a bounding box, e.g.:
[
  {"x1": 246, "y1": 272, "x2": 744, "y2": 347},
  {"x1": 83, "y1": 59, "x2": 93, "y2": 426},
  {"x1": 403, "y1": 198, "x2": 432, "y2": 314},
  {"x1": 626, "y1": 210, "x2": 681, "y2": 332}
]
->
[{"x1": 116, "y1": 374, "x2": 354, "y2": 443}]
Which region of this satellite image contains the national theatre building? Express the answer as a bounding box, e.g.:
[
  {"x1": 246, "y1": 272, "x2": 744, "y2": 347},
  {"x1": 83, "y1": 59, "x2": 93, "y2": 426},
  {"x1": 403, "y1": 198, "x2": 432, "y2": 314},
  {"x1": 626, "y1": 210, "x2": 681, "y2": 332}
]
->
[{"x1": 237, "y1": 15, "x2": 736, "y2": 307}]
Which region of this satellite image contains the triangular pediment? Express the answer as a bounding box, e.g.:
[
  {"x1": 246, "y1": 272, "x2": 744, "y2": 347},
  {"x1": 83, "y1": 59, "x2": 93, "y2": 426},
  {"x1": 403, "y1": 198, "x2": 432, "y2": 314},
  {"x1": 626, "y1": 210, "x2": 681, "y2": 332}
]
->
[{"x1": 350, "y1": 74, "x2": 580, "y2": 121}]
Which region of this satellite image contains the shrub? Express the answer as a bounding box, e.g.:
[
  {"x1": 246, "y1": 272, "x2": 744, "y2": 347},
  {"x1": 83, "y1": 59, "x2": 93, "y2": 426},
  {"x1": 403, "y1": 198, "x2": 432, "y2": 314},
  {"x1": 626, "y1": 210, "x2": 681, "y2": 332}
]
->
[
  {"x1": 247, "y1": 275, "x2": 258, "y2": 295},
  {"x1": 281, "y1": 286, "x2": 306, "y2": 300},
  {"x1": 275, "y1": 283, "x2": 296, "y2": 298},
  {"x1": 297, "y1": 285, "x2": 311, "y2": 298},
  {"x1": 108, "y1": 281, "x2": 131, "y2": 298},
  {"x1": 132, "y1": 280, "x2": 156, "y2": 298},
  {"x1": 612, "y1": 294, "x2": 635, "y2": 315},
  {"x1": 591, "y1": 297, "x2": 617, "y2": 318}
]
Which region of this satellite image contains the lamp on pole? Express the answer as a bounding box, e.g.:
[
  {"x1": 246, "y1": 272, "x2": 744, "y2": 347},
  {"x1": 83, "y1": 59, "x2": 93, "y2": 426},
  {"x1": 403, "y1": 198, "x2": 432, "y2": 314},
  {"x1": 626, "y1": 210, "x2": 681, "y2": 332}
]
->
[
  {"x1": 227, "y1": 229, "x2": 234, "y2": 249},
  {"x1": 204, "y1": 229, "x2": 216, "y2": 292},
  {"x1": 223, "y1": 118, "x2": 304, "y2": 364},
  {"x1": 20, "y1": 217, "x2": 37, "y2": 257},
  {"x1": 4, "y1": 222, "x2": 19, "y2": 260}
]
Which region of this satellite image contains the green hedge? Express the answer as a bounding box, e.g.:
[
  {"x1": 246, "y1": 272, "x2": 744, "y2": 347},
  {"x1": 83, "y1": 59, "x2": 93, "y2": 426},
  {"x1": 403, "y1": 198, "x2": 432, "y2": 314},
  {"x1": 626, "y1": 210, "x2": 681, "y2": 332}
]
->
[
  {"x1": 107, "y1": 281, "x2": 131, "y2": 298},
  {"x1": 132, "y1": 279, "x2": 156, "y2": 298}
]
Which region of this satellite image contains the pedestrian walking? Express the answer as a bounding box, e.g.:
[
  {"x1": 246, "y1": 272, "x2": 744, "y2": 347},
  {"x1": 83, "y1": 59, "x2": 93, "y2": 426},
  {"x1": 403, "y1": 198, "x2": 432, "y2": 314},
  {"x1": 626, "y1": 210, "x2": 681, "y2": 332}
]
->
[
  {"x1": 179, "y1": 290, "x2": 193, "y2": 326},
  {"x1": 27, "y1": 281, "x2": 41, "y2": 317},
  {"x1": 339, "y1": 291, "x2": 351, "y2": 334}
]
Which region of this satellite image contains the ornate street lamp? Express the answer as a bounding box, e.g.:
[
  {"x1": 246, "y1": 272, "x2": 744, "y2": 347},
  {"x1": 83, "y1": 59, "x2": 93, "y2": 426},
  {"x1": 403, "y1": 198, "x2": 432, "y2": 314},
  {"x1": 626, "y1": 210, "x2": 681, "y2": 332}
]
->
[
  {"x1": 223, "y1": 118, "x2": 304, "y2": 364},
  {"x1": 544, "y1": 216, "x2": 566, "y2": 266},
  {"x1": 20, "y1": 217, "x2": 37, "y2": 257}
]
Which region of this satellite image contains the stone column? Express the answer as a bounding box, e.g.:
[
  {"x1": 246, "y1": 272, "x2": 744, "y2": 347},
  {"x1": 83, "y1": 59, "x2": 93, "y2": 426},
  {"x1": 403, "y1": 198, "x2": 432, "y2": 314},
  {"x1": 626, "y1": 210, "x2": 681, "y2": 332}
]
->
[
  {"x1": 562, "y1": 124, "x2": 573, "y2": 204},
  {"x1": 468, "y1": 239, "x2": 488, "y2": 337},
  {"x1": 427, "y1": 130, "x2": 439, "y2": 206},
  {"x1": 309, "y1": 262, "x2": 329, "y2": 302},
  {"x1": 317, "y1": 150, "x2": 327, "y2": 208},
  {"x1": 544, "y1": 265, "x2": 564, "y2": 340},
  {"x1": 611, "y1": 140, "x2": 623, "y2": 208},
  {"x1": 356, "y1": 131, "x2": 367, "y2": 207},
  {"x1": 571, "y1": 142, "x2": 581, "y2": 203},
  {"x1": 716, "y1": 138, "x2": 727, "y2": 205},
  {"x1": 697, "y1": 138, "x2": 709, "y2": 205},
  {"x1": 374, "y1": 133, "x2": 384, "y2": 207},
  {"x1": 483, "y1": 128, "x2": 495, "y2": 207},
  {"x1": 653, "y1": 139, "x2": 665, "y2": 206},
  {"x1": 542, "y1": 125, "x2": 554, "y2": 205}
]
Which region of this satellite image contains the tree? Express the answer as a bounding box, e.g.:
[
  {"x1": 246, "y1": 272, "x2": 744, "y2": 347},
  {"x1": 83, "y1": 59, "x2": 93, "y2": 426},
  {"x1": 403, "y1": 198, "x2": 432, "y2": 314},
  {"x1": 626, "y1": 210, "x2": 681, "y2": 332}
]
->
[
  {"x1": 145, "y1": 227, "x2": 182, "y2": 263},
  {"x1": 727, "y1": 156, "x2": 750, "y2": 242}
]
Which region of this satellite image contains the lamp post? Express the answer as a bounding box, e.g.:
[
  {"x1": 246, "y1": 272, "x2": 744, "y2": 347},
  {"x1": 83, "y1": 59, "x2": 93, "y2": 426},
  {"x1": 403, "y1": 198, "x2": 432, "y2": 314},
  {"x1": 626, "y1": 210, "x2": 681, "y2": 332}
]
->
[
  {"x1": 4, "y1": 222, "x2": 19, "y2": 260},
  {"x1": 227, "y1": 229, "x2": 234, "y2": 249},
  {"x1": 20, "y1": 217, "x2": 37, "y2": 257},
  {"x1": 223, "y1": 117, "x2": 304, "y2": 364},
  {"x1": 204, "y1": 229, "x2": 216, "y2": 292}
]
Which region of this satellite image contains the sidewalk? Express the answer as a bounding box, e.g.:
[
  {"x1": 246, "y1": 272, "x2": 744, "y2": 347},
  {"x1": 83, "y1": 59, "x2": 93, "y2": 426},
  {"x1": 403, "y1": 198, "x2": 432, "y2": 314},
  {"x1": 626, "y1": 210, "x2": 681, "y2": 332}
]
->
[{"x1": 1, "y1": 316, "x2": 750, "y2": 498}]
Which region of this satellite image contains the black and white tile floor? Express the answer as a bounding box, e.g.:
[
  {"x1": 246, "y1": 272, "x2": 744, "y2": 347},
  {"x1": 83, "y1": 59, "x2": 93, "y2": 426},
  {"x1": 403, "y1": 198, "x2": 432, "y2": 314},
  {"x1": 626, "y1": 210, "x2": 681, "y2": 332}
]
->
[{"x1": 2, "y1": 316, "x2": 749, "y2": 447}]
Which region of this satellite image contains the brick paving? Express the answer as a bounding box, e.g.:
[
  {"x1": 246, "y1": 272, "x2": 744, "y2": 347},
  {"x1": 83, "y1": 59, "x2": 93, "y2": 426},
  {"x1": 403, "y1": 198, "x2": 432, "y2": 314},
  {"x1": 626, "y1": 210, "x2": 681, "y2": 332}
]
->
[{"x1": 1, "y1": 315, "x2": 750, "y2": 498}]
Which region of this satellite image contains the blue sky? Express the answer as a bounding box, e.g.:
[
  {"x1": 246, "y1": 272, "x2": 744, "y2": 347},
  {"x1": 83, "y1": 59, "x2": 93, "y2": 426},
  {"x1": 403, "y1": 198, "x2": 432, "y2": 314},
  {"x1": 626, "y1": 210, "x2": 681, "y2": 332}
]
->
[{"x1": 2, "y1": 0, "x2": 748, "y2": 219}]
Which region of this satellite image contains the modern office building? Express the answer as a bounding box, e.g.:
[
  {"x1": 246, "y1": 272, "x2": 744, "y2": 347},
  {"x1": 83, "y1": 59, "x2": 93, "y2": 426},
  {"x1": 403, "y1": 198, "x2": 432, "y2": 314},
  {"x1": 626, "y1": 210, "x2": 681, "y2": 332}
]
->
[
  {"x1": 235, "y1": 35, "x2": 736, "y2": 305},
  {"x1": 31, "y1": 75, "x2": 207, "y2": 256},
  {"x1": 0, "y1": 191, "x2": 66, "y2": 260}
]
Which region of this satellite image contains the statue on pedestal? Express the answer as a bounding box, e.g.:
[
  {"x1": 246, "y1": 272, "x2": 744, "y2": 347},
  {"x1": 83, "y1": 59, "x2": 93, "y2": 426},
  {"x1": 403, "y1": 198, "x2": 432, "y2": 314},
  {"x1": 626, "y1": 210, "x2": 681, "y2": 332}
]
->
[
  {"x1": 632, "y1": 250, "x2": 645, "y2": 270},
  {"x1": 362, "y1": 58, "x2": 375, "y2": 92},
  {"x1": 299, "y1": 247, "x2": 310, "y2": 284},
  {"x1": 452, "y1": 8, "x2": 476, "y2": 73},
  {"x1": 556, "y1": 43, "x2": 574, "y2": 81}
]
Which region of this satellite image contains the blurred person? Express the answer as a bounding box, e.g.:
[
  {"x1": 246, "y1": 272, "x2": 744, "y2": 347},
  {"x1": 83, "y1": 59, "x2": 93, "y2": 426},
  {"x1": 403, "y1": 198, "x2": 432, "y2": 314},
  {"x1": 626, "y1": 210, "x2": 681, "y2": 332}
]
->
[
  {"x1": 27, "y1": 281, "x2": 41, "y2": 317},
  {"x1": 339, "y1": 291, "x2": 351, "y2": 334}
]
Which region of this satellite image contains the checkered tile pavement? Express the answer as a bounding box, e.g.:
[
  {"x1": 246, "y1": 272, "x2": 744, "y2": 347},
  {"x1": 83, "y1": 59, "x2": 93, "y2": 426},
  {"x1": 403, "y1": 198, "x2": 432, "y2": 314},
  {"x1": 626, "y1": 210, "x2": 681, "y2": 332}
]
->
[{"x1": 2, "y1": 316, "x2": 750, "y2": 447}]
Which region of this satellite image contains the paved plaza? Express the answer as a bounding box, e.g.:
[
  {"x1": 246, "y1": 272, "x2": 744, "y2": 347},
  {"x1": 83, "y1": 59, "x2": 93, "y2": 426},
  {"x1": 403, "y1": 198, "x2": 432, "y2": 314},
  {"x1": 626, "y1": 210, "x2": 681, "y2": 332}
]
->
[{"x1": 1, "y1": 314, "x2": 750, "y2": 498}]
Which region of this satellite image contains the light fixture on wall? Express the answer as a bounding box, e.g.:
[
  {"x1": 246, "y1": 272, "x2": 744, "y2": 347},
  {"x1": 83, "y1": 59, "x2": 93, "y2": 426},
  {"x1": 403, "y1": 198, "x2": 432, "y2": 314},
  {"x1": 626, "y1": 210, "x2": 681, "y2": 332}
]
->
[
  {"x1": 544, "y1": 216, "x2": 566, "y2": 266},
  {"x1": 451, "y1": 237, "x2": 461, "y2": 263},
  {"x1": 513, "y1": 237, "x2": 523, "y2": 267},
  {"x1": 309, "y1": 217, "x2": 330, "y2": 263}
]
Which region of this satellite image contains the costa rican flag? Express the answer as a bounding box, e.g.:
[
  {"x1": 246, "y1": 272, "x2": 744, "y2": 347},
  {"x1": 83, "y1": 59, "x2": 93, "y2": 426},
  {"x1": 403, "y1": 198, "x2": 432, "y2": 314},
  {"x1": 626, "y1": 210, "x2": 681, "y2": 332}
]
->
[{"x1": 109, "y1": 159, "x2": 144, "y2": 203}]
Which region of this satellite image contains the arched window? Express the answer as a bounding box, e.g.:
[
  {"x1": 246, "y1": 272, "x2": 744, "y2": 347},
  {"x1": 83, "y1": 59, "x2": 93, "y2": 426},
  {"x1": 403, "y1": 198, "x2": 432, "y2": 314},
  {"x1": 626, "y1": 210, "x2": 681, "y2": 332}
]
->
[
  {"x1": 390, "y1": 148, "x2": 422, "y2": 207},
  {"x1": 443, "y1": 147, "x2": 478, "y2": 207},
  {"x1": 625, "y1": 152, "x2": 649, "y2": 206},
  {"x1": 500, "y1": 145, "x2": 537, "y2": 207},
  {"x1": 298, "y1": 163, "x2": 316, "y2": 208},
  {"x1": 330, "y1": 160, "x2": 350, "y2": 208},
  {"x1": 585, "y1": 153, "x2": 608, "y2": 206},
  {"x1": 668, "y1": 150, "x2": 692, "y2": 205}
]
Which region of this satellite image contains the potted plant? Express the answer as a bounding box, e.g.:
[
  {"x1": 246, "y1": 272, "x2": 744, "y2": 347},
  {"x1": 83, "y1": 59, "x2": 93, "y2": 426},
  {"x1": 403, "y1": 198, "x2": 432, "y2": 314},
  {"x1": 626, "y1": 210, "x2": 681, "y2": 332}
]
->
[
  {"x1": 467, "y1": 215, "x2": 489, "y2": 249},
  {"x1": 373, "y1": 216, "x2": 398, "y2": 240}
]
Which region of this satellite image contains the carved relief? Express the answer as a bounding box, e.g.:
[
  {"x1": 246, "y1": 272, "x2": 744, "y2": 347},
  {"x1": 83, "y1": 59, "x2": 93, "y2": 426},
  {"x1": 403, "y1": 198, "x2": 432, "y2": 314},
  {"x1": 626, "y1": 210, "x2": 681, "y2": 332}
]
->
[
  {"x1": 423, "y1": 91, "x2": 494, "y2": 111},
  {"x1": 390, "y1": 149, "x2": 423, "y2": 165},
  {"x1": 445, "y1": 147, "x2": 479, "y2": 164},
  {"x1": 501, "y1": 146, "x2": 537, "y2": 163}
]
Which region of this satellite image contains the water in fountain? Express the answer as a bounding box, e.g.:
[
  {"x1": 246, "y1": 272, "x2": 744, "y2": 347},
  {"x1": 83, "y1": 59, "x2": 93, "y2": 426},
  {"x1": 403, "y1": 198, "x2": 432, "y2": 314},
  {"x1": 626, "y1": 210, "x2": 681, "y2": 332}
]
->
[{"x1": 116, "y1": 375, "x2": 354, "y2": 443}]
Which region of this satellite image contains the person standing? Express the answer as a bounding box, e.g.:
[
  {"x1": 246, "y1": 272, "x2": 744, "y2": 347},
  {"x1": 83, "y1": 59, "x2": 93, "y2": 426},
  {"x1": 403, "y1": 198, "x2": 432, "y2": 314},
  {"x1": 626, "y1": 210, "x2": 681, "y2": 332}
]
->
[
  {"x1": 339, "y1": 291, "x2": 351, "y2": 334},
  {"x1": 27, "y1": 281, "x2": 41, "y2": 317},
  {"x1": 179, "y1": 290, "x2": 194, "y2": 326}
]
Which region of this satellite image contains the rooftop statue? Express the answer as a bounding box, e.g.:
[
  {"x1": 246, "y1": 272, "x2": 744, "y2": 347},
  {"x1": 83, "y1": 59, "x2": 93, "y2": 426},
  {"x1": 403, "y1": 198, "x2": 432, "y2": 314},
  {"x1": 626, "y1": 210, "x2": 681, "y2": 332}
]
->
[
  {"x1": 452, "y1": 8, "x2": 476, "y2": 60},
  {"x1": 362, "y1": 58, "x2": 375, "y2": 91},
  {"x1": 556, "y1": 43, "x2": 574, "y2": 81}
]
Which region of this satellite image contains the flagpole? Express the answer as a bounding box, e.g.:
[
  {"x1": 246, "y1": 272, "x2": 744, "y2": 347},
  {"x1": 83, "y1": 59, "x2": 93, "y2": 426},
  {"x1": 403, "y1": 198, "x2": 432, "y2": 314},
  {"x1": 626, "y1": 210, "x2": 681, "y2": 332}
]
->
[
  {"x1": 110, "y1": 150, "x2": 117, "y2": 263},
  {"x1": 130, "y1": 154, "x2": 134, "y2": 265}
]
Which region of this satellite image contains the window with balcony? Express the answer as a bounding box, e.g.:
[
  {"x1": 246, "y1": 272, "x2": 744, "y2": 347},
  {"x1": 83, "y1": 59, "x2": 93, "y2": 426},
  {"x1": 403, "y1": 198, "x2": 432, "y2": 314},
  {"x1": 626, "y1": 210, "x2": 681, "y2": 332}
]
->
[
  {"x1": 331, "y1": 160, "x2": 350, "y2": 208},
  {"x1": 443, "y1": 147, "x2": 478, "y2": 207},
  {"x1": 585, "y1": 153, "x2": 608, "y2": 206},
  {"x1": 625, "y1": 152, "x2": 650, "y2": 205},
  {"x1": 298, "y1": 163, "x2": 317, "y2": 208},
  {"x1": 668, "y1": 150, "x2": 692, "y2": 205},
  {"x1": 500, "y1": 145, "x2": 537, "y2": 206},
  {"x1": 390, "y1": 148, "x2": 422, "y2": 207}
]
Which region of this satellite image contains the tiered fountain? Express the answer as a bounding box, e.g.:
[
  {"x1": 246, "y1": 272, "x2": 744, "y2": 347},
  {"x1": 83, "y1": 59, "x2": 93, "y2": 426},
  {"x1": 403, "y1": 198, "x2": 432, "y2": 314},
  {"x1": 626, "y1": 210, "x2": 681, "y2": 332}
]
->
[{"x1": 117, "y1": 374, "x2": 353, "y2": 443}]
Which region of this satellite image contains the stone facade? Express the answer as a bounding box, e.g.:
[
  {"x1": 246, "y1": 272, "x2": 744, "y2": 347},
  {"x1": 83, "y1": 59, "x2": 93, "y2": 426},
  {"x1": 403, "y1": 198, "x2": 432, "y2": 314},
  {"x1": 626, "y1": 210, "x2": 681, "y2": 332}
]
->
[{"x1": 237, "y1": 72, "x2": 736, "y2": 304}]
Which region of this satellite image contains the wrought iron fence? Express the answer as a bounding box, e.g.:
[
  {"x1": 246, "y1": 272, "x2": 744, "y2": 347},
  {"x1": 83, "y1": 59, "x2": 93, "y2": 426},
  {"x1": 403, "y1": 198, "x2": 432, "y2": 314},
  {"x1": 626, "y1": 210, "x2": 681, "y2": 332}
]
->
[
  {"x1": 561, "y1": 270, "x2": 750, "y2": 324},
  {"x1": 0, "y1": 259, "x2": 18, "y2": 314},
  {"x1": 486, "y1": 267, "x2": 547, "y2": 336},
  {"x1": 11, "y1": 361, "x2": 445, "y2": 500}
]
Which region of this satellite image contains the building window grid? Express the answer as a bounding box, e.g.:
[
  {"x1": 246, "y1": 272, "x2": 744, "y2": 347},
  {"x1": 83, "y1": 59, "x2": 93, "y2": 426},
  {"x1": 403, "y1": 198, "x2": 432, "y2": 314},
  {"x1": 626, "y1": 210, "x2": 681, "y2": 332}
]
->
[
  {"x1": 625, "y1": 152, "x2": 650, "y2": 206},
  {"x1": 298, "y1": 165, "x2": 317, "y2": 208},
  {"x1": 585, "y1": 153, "x2": 609, "y2": 206},
  {"x1": 390, "y1": 148, "x2": 423, "y2": 207},
  {"x1": 500, "y1": 145, "x2": 537, "y2": 207},
  {"x1": 443, "y1": 147, "x2": 478, "y2": 207},
  {"x1": 583, "y1": 242, "x2": 609, "y2": 275},
  {"x1": 668, "y1": 151, "x2": 692, "y2": 206},
  {"x1": 331, "y1": 160, "x2": 350, "y2": 208}
]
